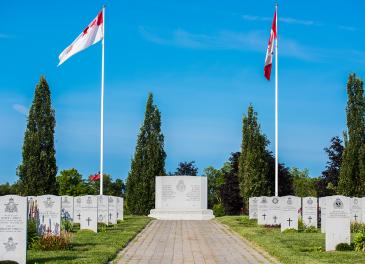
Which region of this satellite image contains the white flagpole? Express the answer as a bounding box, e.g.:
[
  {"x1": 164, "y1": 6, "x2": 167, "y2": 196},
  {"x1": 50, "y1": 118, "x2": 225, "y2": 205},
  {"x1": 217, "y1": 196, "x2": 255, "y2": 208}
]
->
[
  {"x1": 100, "y1": 5, "x2": 105, "y2": 195},
  {"x1": 274, "y1": 4, "x2": 279, "y2": 197}
]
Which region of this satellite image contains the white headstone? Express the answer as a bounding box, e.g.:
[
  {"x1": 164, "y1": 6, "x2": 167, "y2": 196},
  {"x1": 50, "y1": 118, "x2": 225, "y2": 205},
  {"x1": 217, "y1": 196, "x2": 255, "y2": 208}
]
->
[
  {"x1": 267, "y1": 196, "x2": 281, "y2": 225},
  {"x1": 319, "y1": 197, "x2": 326, "y2": 233},
  {"x1": 74, "y1": 196, "x2": 82, "y2": 224},
  {"x1": 37, "y1": 195, "x2": 61, "y2": 235},
  {"x1": 116, "y1": 197, "x2": 124, "y2": 221},
  {"x1": 61, "y1": 195, "x2": 74, "y2": 221},
  {"x1": 80, "y1": 195, "x2": 98, "y2": 233},
  {"x1": 108, "y1": 196, "x2": 117, "y2": 225},
  {"x1": 257, "y1": 196, "x2": 269, "y2": 225},
  {"x1": 0, "y1": 195, "x2": 27, "y2": 264},
  {"x1": 97, "y1": 195, "x2": 109, "y2": 224},
  {"x1": 249, "y1": 197, "x2": 258, "y2": 220},
  {"x1": 149, "y1": 176, "x2": 214, "y2": 220},
  {"x1": 280, "y1": 196, "x2": 301, "y2": 232},
  {"x1": 302, "y1": 197, "x2": 318, "y2": 228},
  {"x1": 350, "y1": 197, "x2": 362, "y2": 223},
  {"x1": 325, "y1": 195, "x2": 350, "y2": 251}
]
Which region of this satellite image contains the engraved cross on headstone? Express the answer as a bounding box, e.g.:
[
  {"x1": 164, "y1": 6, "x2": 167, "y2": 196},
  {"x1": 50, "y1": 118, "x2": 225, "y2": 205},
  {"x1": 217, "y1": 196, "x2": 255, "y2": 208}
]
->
[
  {"x1": 354, "y1": 214, "x2": 358, "y2": 221},
  {"x1": 86, "y1": 217, "x2": 92, "y2": 226},
  {"x1": 262, "y1": 213, "x2": 266, "y2": 220},
  {"x1": 287, "y1": 218, "x2": 293, "y2": 227},
  {"x1": 109, "y1": 213, "x2": 112, "y2": 220},
  {"x1": 273, "y1": 215, "x2": 277, "y2": 224},
  {"x1": 308, "y1": 216, "x2": 312, "y2": 223},
  {"x1": 77, "y1": 213, "x2": 81, "y2": 220}
]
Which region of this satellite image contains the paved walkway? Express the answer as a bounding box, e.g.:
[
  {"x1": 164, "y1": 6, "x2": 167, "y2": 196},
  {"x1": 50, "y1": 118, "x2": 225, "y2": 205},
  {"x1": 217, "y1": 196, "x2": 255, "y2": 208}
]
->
[{"x1": 115, "y1": 220, "x2": 278, "y2": 264}]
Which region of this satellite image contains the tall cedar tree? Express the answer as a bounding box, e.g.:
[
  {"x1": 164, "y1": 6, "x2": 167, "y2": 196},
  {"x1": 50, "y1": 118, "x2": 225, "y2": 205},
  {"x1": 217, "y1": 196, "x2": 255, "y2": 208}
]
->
[
  {"x1": 174, "y1": 161, "x2": 198, "y2": 176},
  {"x1": 220, "y1": 152, "x2": 243, "y2": 215},
  {"x1": 317, "y1": 137, "x2": 344, "y2": 196},
  {"x1": 267, "y1": 152, "x2": 294, "y2": 196},
  {"x1": 238, "y1": 105, "x2": 270, "y2": 208},
  {"x1": 338, "y1": 74, "x2": 365, "y2": 195},
  {"x1": 126, "y1": 93, "x2": 166, "y2": 215},
  {"x1": 17, "y1": 76, "x2": 57, "y2": 195}
]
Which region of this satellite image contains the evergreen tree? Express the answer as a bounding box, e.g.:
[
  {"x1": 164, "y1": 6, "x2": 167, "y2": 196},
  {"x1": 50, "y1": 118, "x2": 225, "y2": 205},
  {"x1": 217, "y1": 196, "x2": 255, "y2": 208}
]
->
[
  {"x1": 338, "y1": 74, "x2": 365, "y2": 195},
  {"x1": 126, "y1": 93, "x2": 166, "y2": 215},
  {"x1": 220, "y1": 152, "x2": 243, "y2": 215},
  {"x1": 17, "y1": 76, "x2": 57, "y2": 195},
  {"x1": 174, "y1": 161, "x2": 198, "y2": 176},
  {"x1": 238, "y1": 105, "x2": 270, "y2": 207},
  {"x1": 317, "y1": 136, "x2": 344, "y2": 196}
]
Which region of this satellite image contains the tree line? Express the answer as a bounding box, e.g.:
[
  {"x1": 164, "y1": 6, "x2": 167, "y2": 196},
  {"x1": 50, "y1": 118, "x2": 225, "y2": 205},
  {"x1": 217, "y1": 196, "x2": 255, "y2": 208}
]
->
[{"x1": 1, "y1": 73, "x2": 364, "y2": 216}]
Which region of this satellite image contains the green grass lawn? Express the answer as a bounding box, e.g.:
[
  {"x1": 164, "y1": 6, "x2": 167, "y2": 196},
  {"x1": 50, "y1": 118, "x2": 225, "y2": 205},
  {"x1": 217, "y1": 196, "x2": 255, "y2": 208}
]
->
[
  {"x1": 217, "y1": 216, "x2": 365, "y2": 264},
  {"x1": 27, "y1": 216, "x2": 151, "y2": 264}
]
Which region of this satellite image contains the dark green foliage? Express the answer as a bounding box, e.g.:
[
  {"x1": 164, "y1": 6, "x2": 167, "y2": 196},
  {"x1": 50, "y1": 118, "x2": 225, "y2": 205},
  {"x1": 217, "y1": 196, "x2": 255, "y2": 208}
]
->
[
  {"x1": 351, "y1": 222, "x2": 365, "y2": 233},
  {"x1": 0, "y1": 182, "x2": 19, "y2": 195},
  {"x1": 336, "y1": 243, "x2": 354, "y2": 251},
  {"x1": 31, "y1": 232, "x2": 73, "y2": 251},
  {"x1": 57, "y1": 169, "x2": 86, "y2": 196},
  {"x1": 238, "y1": 104, "x2": 270, "y2": 207},
  {"x1": 87, "y1": 174, "x2": 125, "y2": 196},
  {"x1": 317, "y1": 137, "x2": 344, "y2": 196},
  {"x1": 267, "y1": 153, "x2": 294, "y2": 196},
  {"x1": 173, "y1": 161, "x2": 198, "y2": 176},
  {"x1": 220, "y1": 152, "x2": 243, "y2": 215},
  {"x1": 17, "y1": 76, "x2": 57, "y2": 195},
  {"x1": 126, "y1": 93, "x2": 166, "y2": 215},
  {"x1": 213, "y1": 203, "x2": 225, "y2": 217},
  {"x1": 354, "y1": 232, "x2": 365, "y2": 251},
  {"x1": 61, "y1": 219, "x2": 74, "y2": 232},
  {"x1": 27, "y1": 218, "x2": 39, "y2": 248},
  {"x1": 338, "y1": 74, "x2": 365, "y2": 196},
  {"x1": 204, "y1": 166, "x2": 224, "y2": 209},
  {"x1": 291, "y1": 168, "x2": 318, "y2": 197}
]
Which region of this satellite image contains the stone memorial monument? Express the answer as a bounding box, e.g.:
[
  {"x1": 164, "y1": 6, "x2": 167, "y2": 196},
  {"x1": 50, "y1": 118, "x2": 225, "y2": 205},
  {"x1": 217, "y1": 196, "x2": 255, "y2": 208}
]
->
[
  {"x1": 37, "y1": 195, "x2": 61, "y2": 235},
  {"x1": 74, "y1": 196, "x2": 82, "y2": 224},
  {"x1": 116, "y1": 197, "x2": 124, "y2": 221},
  {"x1": 80, "y1": 195, "x2": 98, "y2": 232},
  {"x1": 249, "y1": 197, "x2": 258, "y2": 220},
  {"x1": 267, "y1": 196, "x2": 281, "y2": 225},
  {"x1": 97, "y1": 195, "x2": 109, "y2": 225},
  {"x1": 302, "y1": 197, "x2": 317, "y2": 228},
  {"x1": 350, "y1": 197, "x2": 362, "y2": 223},
  {"x1": 108, "y1": 196, "x2": 117, "y2": 225},
  {"x1": 0, "y1": 195, "x2": 27, "y2": 264},
  {"x1": 325, "y1": 195, "x2": 350, "y2": 251},
  {"x1": 319, "y1": 197, "x2": 326, "y2": 233},
  {"x1": 280, "y1": 195, "x2": 301, "y2": 232},
  {"x1": 61, "y1": 195, "x2": 74, "y2": 221},
  {"x1": 149, "y1": 176, "x2": 214, "y2": 220},
  {"x1": 257, "y1": 196, "x2": 269, "y2": 225}
]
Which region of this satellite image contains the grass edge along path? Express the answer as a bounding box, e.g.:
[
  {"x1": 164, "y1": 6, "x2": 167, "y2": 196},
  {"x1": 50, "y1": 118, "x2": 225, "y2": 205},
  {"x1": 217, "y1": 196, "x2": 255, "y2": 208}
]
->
[
  {"x1": 217, "y1": 216, "x2": 365, "y2": 264},
  {"x1": 27, "y1": 215, "x2": 152, "y2": 264}
]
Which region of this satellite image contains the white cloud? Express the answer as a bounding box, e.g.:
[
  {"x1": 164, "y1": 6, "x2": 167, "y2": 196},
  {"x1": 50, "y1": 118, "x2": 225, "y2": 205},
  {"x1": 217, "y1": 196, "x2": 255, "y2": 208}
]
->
[
  {"x1": 338, "y1": 25, "x2": 358, "y2": 31},
  {"x1": 242, "y1": 14, "x2": 317, "y2": 26},
  {"x1": 12, "y1": 104, "x2": 28, "y2": 115}
]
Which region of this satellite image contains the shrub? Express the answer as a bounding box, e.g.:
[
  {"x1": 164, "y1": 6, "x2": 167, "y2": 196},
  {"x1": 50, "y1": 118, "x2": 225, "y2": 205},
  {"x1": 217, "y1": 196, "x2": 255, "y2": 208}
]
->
[
  {"x1": 351, "y1": 222, "x2": 365, "y2": 233},
  {"x1": 98, "y1": 223, "x2": 108, "y2": 232},
  {"x1": 282, "y1": 228, "x2": 297, "y2": 233},
  {"x1": 61, "y1": 219, "x2": 73, "y2": 232},
  {"x1": 354, "y1": 232, "x2": 365, "y2": 251},
  {"x1": 213, "y1": 204, "x2": 225, "y2": 217},
  {"x1": 335, "y1": 243, "x2": 354, "y2": 251},
  {"x1": 303, "y1": 226, "x2": 319, "y2": 233},
  {"x1": 298, "y1": 218, "x2": 304, "y2": 231},
  {"x1": 31, "y1": 231, "x2": 72, "y2": 251},
  {"x1": 263, "y1": 224, "x2": 280, "y2": 228},
  {"x1": 27, "y1": 219, "x2": 39, "y2": 248}
]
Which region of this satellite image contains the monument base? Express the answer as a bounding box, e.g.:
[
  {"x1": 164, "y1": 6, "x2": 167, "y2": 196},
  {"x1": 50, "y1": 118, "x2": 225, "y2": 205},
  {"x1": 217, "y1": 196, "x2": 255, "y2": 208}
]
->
[{"x1": 148, "y1": 209, "x2": 215, "y2": 220}]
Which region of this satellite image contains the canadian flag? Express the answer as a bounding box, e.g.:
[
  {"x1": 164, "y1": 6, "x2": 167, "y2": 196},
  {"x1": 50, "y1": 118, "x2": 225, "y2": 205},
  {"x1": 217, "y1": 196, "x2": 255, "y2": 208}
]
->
[
  {"x1": 58, "y1": 9, "x2": 104, "y2": 66},
  {"x1": 89, "y1": 172, "x2": 101, "y2": 181},
  {"x1": 264, "y1": 10, "x2": 277, "y2": 80}
]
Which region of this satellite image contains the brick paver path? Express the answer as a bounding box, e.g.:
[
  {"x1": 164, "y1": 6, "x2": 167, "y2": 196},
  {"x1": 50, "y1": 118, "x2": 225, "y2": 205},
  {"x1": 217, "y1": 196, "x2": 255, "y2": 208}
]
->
[{"x1": 116, "y1": 220, "x2": 278, "y2": 264}]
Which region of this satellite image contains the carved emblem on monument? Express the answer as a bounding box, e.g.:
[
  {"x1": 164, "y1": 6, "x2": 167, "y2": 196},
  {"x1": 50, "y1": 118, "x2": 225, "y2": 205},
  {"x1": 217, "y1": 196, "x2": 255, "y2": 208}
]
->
[
  {"x1": 272, "y1": 197, "x2": 279, "y2": 204},
  {"x1": 76, "y1": 197, "x2": 81, "y2": 204},
  {"x1": 334, "y1": 198, "x2": 343, "y2": 209},
  {"x1": 261, "y1": 197, "x2": 267, "y2": 203},
  {"x1": 354, "y1": 198, "x2": 359, "y2": 205},
  {"x1": 108, "y1": 196, "x2": 113, "y2": 203},
  {"x1": 44, "y1": 197, "x2": 54, "y2": 208},
  {"x1": 5, "y1": 198, "x2": 18, "y2": 213},
  {"x1": 287, "y1": 197, "x2": 292, "y2": 205},
  {"x1": 307, "y1": 198, "x2": 313, "y2": 205},
  {"x1": 3, "y1": 237, "x2": 17, "y2": 251},
  {"x1": 176, "y1": 180, "x2": 186, "y2": 192},
  {"x1": 63, "y1": 197, "x2": 69, "y2": 204},
  {"x1": 87, "y1": 196, "x2": 92, "y2": 204},
  {"x1": 98, "y1": 214, "x2": 104, "y2": 221}
]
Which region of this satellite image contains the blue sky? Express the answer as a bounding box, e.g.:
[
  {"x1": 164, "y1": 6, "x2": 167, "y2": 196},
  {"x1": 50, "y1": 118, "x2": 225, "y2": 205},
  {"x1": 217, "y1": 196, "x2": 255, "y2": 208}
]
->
[{"x1": 1, "y1": 0, "x2": 364, "y2": 183}]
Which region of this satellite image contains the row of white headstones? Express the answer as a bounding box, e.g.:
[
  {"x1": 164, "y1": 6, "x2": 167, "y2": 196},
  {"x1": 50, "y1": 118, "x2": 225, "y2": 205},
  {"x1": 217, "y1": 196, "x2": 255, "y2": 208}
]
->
[
  {"x1": 0, "y1": 194, "x2": 124, "y2": 264},
  {"x1": 249, "y1": 195, "x2": 360, "y2": 251}
]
